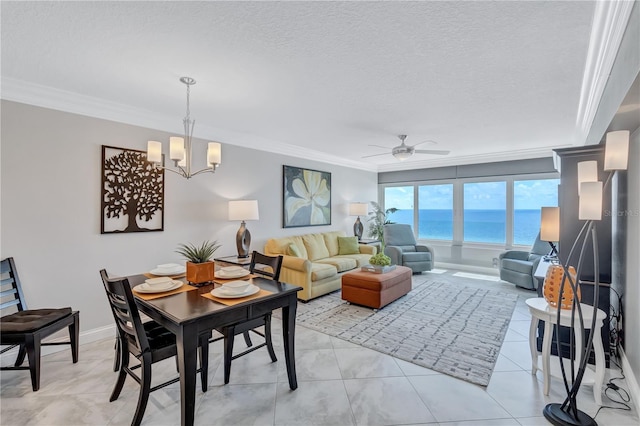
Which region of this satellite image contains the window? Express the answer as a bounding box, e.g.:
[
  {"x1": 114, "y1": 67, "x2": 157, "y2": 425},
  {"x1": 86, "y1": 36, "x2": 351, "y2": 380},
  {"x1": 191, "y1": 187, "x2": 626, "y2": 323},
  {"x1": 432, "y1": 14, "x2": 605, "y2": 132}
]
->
[
  {"x1": 463, "y1": 181, "x2": 506, "y2": 244},
  {"x1": 418, "y1": 184, "x2": 453, "y2": 240},
  {"x1": 384, "y1": 186, "x2": 413, "y2": 226},
  {"x1": 513, "y1": 179, "x2": 560, "y2": 246}
]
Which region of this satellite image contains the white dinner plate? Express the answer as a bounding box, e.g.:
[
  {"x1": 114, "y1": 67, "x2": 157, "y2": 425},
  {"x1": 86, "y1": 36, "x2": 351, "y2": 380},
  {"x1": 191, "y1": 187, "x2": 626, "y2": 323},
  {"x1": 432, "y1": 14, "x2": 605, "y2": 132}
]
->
[
  {"x1": 210, "y1": 284, "x2": 260, "y2": 299},
  {"x1": 133, "y1": 280, "x2": 183, "y2": 294},
  {"x1": 149, "y1": 267, "x2": 186, "y2": 276},
  {"x1": 214, "y1": 269, "x2": 250, "y2": 279}
]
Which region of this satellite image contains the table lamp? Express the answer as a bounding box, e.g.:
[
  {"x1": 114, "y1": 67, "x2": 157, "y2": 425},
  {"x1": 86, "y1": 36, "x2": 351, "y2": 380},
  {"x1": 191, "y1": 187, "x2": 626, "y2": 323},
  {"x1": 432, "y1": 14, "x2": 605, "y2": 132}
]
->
[
  {"x1": 540, "y1": 206, "x2": 560, "y2": 258},
  {"x1": 349, "y1": 202, "x2": 368, "y2": 240},
  {"x1": 228, "y1": 200, "x2": 259, "y2": 258}
]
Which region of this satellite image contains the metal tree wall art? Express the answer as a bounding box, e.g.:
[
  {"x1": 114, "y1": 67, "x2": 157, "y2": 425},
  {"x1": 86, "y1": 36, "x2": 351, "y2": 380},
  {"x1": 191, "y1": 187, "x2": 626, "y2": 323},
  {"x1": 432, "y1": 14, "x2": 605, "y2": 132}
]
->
[{"x1": 101, "y1": 145, "x2": 164, "y2": 234}]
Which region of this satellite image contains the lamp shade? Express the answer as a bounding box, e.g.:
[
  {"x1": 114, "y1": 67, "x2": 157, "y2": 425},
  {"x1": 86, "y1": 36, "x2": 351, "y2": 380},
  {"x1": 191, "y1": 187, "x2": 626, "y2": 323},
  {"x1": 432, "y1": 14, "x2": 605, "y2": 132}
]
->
[
  {"x1": 604, "y1": 130, "x2": 629, "y2": 171},
  {"x1": 228, "y1": 200, "x2": 259, "y2": 221},
  {"x1": 349, "y1": 202, "x2": 368, "y2": 217},
  {"x1": 147, "y1": 141, "x2": 162, "y2": 163},
  {"x1": 579, "y1": 181, "x2": 603, "y2": 221},
  {"x1": 207, "y1": 142, "x2": 221, "y2": 166},
  {"x1": 577, "y1": 161, "x2": 598, "y2": 195},
  {"x1": 540, "y1": 207, "x2": 560, "y2": 242},
  {"x1": 170, "y1": 137, "x2": 185, "y2": 161}
]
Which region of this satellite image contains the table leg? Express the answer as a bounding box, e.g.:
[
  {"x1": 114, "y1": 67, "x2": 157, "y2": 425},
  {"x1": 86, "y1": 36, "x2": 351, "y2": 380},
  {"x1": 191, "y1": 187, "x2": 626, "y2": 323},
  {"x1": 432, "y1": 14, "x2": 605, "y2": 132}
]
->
[
  {"x1": 281, "y1": 294, "x2": 298, "y2": 390},
  {"x1": 542, "y1": 320, "x2": 553, "y2": 396},
  {"x1": 592, "y1": 323, "x2": 605, "y2": 406},
  {"x1": 177, "y1": 325, "x2": 199, "y2": 426},
  {"x1": 528, "y1": 316, "x2": 539, "y2": 375}
]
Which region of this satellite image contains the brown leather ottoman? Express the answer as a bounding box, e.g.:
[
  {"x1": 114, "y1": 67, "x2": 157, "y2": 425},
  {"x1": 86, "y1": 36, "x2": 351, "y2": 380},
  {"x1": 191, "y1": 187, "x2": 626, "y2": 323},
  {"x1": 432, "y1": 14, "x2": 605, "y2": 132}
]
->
[{"x1": 341, "y1": 266, "x2": 412, "y2": 309}]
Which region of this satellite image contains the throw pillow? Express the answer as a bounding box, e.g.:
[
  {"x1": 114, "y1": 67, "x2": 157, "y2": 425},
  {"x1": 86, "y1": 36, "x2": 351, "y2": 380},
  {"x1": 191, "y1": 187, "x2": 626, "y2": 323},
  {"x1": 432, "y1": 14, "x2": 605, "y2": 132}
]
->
[
  {"x1": 338, "y1": 236, "x2": 360, "y2": 255},
  {"x1": 288, "y1": 243, "x2": 302, "y2": 257}
]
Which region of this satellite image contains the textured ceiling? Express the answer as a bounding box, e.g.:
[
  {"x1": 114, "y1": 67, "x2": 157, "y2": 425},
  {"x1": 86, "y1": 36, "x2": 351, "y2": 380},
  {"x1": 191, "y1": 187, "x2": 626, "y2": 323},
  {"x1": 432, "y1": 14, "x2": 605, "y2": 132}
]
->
[{"x1": 0, "y1": 1, "x2": 608, "y2": 172}]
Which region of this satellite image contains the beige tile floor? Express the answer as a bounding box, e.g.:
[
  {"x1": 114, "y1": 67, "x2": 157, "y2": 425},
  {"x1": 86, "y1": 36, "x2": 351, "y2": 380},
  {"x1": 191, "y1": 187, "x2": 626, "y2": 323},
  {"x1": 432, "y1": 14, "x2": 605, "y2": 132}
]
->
[{"x1": 1, "y1": 270, "x2": 638, "y2": 425}]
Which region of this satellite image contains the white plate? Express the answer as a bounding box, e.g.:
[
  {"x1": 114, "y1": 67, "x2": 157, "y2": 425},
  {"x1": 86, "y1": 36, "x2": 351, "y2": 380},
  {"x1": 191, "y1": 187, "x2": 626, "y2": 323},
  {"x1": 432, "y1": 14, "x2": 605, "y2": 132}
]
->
[
  {"x1": 133, "y1": 280, "x2": 183, "y2": 294},
  {"x1": 215, "y1": 269, "x2": 250, "y2": 279},
  {"x1": 149, "y1": 266, "x2": 186, "y2": 276},
  {"x1": 220, "y1": 265, "x2": 245, "y2": 272},
  {"x1": 210, "y1": 284, "x2": 260, "y2": 299}
]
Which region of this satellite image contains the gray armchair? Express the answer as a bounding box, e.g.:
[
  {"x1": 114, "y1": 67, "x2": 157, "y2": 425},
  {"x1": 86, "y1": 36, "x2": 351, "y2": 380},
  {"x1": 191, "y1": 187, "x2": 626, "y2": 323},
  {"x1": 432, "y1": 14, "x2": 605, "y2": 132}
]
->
[
  {"x1": 499, "y1": 232, "x2": 550, "y2": 290},
  {"x1": 383, "y1": 224, "x2": 434, "y2": 273}
]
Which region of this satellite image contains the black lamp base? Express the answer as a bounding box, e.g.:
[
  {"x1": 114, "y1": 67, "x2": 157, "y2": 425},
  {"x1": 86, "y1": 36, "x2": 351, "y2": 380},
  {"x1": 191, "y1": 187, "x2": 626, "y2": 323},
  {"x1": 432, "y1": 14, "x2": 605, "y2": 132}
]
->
[{"x1": 543, "y1": 404, "x2": 597, "y2": 426}]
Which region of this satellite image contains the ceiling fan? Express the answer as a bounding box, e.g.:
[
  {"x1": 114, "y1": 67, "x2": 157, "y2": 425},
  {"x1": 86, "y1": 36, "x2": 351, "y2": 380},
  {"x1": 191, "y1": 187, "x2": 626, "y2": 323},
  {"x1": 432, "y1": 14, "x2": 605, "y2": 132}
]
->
[{"x1": 362, "y1": 135, "x2": 450, "y2": 161}]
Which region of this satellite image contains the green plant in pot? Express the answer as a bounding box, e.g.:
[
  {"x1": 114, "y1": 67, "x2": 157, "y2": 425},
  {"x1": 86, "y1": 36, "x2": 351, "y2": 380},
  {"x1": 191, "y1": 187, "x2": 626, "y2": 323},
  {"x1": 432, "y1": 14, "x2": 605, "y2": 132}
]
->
[
  {"x1": 369, "y1": 253, "x2": 392, "y2": 267},
  {"x1": 176, "y1": 240, "x2": 221, "y2": 285},
  {"x1": 367, "y1": 201, "x2": 398, "y2": 249}
]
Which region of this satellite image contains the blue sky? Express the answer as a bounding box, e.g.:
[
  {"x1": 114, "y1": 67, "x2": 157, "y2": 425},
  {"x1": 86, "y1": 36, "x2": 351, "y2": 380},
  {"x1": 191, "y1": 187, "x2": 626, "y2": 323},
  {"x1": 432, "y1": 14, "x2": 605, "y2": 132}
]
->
[{"x1": 385, "y1": 179, "x2": 560, "y2": 210}]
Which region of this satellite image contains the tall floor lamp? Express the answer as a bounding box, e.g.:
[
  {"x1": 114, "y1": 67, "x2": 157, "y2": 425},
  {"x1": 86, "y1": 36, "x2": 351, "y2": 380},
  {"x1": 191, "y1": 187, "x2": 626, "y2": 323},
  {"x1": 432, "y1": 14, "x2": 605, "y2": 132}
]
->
[{"x1": 542, "y1": 130, "x2": 629, "y2": 426}]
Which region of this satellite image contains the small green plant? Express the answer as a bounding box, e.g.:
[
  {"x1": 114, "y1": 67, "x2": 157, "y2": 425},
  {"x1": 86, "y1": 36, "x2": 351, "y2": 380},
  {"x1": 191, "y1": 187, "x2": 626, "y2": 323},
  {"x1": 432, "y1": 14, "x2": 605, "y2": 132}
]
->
[
  {"x1": 369, "y1": 253, "x2": 392, "y2": 266},
  {"x1": 175, "y1": 240, "x2": 221, "y2": 263}
]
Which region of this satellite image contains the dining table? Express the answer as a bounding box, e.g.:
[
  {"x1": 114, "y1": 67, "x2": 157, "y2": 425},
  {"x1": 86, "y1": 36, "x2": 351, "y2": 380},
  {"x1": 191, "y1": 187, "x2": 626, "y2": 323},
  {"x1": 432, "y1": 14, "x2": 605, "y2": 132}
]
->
[{"x1": 127, "y1": 273, "x2": 302, "y2": 426}]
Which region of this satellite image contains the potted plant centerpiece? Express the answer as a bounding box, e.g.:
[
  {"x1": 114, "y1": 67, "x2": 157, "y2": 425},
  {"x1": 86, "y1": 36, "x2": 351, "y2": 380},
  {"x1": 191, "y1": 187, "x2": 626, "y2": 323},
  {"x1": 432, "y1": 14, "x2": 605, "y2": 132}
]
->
[
  {"x1": 363, "y1": 253, "x2": 396, "y2": 274},
  {"x1": 176, "y1": 240, "x2": 221, "y2": 285}
]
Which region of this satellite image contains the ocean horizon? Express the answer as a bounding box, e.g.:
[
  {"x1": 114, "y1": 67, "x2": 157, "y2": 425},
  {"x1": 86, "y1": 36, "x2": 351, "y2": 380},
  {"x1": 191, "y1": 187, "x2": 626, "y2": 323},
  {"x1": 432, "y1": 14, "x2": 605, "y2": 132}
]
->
[{"x1": 388, "y1": 209, "x2": 541, "y2": 245}]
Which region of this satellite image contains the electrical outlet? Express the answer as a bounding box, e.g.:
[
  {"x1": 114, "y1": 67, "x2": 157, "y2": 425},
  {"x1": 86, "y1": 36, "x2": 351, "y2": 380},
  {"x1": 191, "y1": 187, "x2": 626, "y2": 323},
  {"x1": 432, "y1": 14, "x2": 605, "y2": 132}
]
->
[{"x1": 492, "y1": 257, "x2": 498, "y2": 268}]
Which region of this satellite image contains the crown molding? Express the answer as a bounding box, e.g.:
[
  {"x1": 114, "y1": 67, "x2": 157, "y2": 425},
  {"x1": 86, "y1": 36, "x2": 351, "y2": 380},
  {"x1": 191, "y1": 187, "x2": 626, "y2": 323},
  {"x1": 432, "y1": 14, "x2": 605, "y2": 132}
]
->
[
  {"x1": 0, "y1": 77, "x2": 378, "y2": 172},
  {"x1": 575, "y1": 0, "x2": 635, "y2": 142}
]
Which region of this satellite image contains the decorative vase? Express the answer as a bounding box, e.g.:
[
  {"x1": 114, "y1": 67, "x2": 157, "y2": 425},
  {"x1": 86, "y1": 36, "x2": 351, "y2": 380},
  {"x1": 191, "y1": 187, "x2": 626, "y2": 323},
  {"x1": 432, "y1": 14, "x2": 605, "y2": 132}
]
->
[
  {"x1": 543, "y1": 264, "x2": 580, "y2": 309},
  {"x1": 186, "y1": 261, "x2": 215, "y2": 285}
]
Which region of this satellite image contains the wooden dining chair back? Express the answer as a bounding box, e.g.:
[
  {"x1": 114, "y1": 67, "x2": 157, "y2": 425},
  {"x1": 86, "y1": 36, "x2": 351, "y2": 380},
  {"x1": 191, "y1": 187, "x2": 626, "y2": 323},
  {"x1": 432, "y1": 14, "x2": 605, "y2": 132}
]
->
[
  {"x1": 212, "y1": 251, "x2": 283, "y2": 384},
  {"x1": 0, "y1": 257, "x2": 79, "y2": 391},
  {"x1": 249, "y1": 251, "x2": 283, "y2": 281},
  {"x1": 99, "y1": 269, "x2": 209, "y2": 426}
]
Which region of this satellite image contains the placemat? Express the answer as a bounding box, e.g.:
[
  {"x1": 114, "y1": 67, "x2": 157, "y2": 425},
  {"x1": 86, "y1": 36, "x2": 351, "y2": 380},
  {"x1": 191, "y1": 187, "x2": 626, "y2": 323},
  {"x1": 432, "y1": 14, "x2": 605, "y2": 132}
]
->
[
  {"x1": 133, "y1": 282, "x2": 197, "y2": 300},
  {"x1": 201, "y1": 288, "x2": 272, "y2": 306}
]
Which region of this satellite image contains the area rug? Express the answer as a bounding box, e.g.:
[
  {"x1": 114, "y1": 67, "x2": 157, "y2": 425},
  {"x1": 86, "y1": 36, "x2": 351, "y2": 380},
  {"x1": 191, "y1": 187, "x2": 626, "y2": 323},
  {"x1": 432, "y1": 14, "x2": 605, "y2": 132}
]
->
[{"x1": 294, "y1": 277, "x2": 519, "y2": 386}]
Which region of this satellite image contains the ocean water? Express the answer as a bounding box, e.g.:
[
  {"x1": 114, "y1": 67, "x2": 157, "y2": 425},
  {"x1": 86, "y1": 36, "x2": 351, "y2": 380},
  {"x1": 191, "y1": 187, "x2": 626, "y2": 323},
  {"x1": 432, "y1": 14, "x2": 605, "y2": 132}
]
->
[{"x1": 388, "y1": 209, "x2": 541, "y2": 246}]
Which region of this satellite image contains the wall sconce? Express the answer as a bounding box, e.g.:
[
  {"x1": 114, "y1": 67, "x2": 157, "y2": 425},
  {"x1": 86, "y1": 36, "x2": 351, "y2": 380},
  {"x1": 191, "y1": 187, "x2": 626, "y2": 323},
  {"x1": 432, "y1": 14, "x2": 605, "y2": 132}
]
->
[
  {"x1": 544, "y1": 130, "x2": 629, "y2": 426},
  {"x1": 349, "y1": 202, "x2": 368, "y2": 240},
  {"x1": 228, "y1": 200, "x2": 259, "y2": 258}
]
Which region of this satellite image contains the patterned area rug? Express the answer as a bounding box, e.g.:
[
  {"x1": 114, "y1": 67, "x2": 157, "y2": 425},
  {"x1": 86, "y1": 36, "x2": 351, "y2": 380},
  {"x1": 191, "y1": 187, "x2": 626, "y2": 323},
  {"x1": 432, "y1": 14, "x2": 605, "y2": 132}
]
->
[{"x1": 294, "y1": 275, "x2": 519, "y2": 386}]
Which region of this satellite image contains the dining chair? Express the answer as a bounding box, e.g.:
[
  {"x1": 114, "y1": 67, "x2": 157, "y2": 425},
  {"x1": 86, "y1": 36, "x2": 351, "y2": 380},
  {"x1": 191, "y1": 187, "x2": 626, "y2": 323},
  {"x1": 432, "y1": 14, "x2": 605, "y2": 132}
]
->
[
  {"x1": 0, "y1": 257, "x2": 79, "y2": 391},
  {"x1": 212, "y1": 251, "x2": 283, "y2": 384},
  {"x1": 99, "y1": 270, "x2": 209, "y2": 426}
]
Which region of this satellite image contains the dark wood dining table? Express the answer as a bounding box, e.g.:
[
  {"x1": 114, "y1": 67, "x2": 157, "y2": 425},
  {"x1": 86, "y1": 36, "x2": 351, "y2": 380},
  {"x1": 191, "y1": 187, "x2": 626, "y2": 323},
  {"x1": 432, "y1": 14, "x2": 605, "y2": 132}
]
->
[{"x1": 127, "y1": 274, "x2": 302, "y2": 426}]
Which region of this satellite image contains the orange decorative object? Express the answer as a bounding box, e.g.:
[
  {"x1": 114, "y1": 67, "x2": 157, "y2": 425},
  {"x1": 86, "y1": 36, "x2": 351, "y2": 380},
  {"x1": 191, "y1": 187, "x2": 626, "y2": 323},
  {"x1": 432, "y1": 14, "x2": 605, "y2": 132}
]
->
[
  {"x1": 543, "y1": 264, "x2": 580, "y2": 309},
  {"x1": 186, "y1": 261, "x2": 215, "y2": 285}
]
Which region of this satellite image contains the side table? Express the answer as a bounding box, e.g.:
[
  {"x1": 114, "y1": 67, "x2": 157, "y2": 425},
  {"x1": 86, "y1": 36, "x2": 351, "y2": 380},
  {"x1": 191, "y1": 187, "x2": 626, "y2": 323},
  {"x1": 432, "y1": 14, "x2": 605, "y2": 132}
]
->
[
  {"x1": 359, "y1": 239, "x2": 381, "y2": 253},
  {"x1": 214, "y1": 255, "x2": 252, "y2": 269},
  {"x1": 525, "y1": 297, "x2": 606, "y2": 406}
]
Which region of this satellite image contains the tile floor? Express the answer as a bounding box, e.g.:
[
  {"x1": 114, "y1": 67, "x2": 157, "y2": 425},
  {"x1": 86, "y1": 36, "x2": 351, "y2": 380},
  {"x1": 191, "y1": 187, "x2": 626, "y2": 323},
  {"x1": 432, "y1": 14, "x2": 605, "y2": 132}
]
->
[{"x1": 1, "y1": 270, "x2": 638, "y2": 425}]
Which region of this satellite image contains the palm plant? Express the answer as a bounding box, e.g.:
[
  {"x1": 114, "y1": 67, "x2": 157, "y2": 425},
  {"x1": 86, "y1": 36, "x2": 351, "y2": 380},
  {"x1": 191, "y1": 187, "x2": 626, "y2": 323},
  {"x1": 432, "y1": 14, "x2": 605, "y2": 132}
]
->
[
  {"x1": 367, "y1": 201, "x2": 397, "y2": 249},
  {"x1": 175, "y1": 240, "x2": 221, "y2": 263}
]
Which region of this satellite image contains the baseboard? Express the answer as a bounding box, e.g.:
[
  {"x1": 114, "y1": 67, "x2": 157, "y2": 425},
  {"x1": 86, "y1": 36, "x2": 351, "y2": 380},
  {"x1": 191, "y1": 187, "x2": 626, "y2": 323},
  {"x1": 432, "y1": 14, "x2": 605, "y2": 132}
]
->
[
  {"x1": 435, "y1": 262, "x2": 500, "y2": 276},
  {"x1": 618, "y1": 347, "x2": 640, "y2": 409}
]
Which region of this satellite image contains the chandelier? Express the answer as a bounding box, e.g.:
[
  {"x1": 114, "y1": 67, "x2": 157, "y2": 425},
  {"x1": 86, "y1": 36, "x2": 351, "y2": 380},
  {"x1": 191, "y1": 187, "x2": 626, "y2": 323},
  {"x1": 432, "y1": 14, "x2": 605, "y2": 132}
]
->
[{"x1": 146, "y1": 77, "x2": 221, "y2": 179}]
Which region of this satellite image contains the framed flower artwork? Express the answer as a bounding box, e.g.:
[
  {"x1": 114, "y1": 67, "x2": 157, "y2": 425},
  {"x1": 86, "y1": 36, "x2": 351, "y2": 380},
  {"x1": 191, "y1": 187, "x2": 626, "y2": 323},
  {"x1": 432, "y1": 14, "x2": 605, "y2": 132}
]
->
[{"x1": 283, "y1": 165, "x2": 331, "y2": 228}]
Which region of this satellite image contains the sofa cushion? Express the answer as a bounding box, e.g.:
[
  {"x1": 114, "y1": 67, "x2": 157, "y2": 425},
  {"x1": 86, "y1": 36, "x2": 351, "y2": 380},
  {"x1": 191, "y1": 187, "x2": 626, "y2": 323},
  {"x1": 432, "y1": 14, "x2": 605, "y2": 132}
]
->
[
  {"x1": 502, "y1": 258, "x2": 533, "y2": 275},
  {"x1": 316, "y1": 257, "x2": 357, "y2": 272},
  {"x1": 323, "y1": 231, "x2": 345, "y2": 257},
  {"x1": 288, "y1": 243, "x2": 302, "y2": 257},
  {"x1": 310, "y1": 263, "x2": 337, "y2": 281},
  {"x1": 338, "y1": 236, "x2": 360, "y2": 255},
  {"x1": 265, "y1": 236, "x2": 308, "y2": 259},
  {"x1": 303, "y1": 234, "x2": 330, "y2": 261}
]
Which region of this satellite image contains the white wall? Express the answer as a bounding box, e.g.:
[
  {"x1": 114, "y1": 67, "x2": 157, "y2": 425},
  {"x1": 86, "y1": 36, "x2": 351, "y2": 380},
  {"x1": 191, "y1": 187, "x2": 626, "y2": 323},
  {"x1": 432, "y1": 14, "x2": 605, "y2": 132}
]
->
[{"x1": 0, "y1": 100, "x2": 378, "y2": 334}]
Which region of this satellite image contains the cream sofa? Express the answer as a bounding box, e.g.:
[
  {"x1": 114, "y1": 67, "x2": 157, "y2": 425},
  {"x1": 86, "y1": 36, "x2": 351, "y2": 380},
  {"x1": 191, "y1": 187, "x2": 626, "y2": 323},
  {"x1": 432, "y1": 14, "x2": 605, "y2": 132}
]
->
[{"x1": 264, "y1": 231, "x2": 377, "y2": 301}]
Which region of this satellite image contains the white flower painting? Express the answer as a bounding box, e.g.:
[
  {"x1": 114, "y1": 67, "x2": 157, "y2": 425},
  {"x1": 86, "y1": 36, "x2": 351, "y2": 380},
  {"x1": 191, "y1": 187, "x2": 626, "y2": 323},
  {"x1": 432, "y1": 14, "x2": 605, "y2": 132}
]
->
[{"x1": 283, "y1": 165, "x2": 331, "y2": 227}]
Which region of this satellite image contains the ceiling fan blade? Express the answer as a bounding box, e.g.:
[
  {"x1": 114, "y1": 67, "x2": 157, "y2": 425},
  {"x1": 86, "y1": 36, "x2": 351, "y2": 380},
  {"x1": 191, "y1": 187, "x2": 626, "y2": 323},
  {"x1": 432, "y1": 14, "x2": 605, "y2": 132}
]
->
[
  {"x1": 414, "y1": 149, "x2": 450, "y2": 155},
  {"x1": 410, "y1": 140, "x2": 437, "y2": 148},
  {"x1": 361, "y1": 152, "x2": 391, "y2": 159},
  {"x1": 368, "y1": 144, "x2": 392, "y2": 150}
]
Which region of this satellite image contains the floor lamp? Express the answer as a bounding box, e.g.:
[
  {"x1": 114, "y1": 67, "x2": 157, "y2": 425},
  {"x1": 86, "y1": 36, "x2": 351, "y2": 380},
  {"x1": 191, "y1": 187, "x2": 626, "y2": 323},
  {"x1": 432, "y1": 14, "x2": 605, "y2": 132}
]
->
[{"x1": 542, "y1": 130, "x2": 629, "y2": 426}]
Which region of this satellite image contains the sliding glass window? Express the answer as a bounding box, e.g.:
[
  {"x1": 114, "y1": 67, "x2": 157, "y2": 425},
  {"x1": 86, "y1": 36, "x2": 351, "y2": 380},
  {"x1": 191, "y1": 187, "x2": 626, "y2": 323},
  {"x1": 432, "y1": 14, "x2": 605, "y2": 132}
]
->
[
  {"x1": 418, "y1": 184, "x2": 453, "y2": 240},
  {"x1": 463, "y1": 181, "x2": 506, "y2": 244},
  {"x1": 513, "y1": 178, "x2": 560, "y2": 246},
  {"x1": 384, "y1": 186, "x2": 413, "y2": 226}
]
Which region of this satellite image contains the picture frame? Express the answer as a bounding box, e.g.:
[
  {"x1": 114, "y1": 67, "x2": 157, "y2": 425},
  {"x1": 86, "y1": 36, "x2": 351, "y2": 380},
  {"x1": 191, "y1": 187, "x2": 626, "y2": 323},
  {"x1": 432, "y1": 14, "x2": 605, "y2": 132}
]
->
[
  {"x1": 283, "y1": 165, "x2": 331, "y2": 228},
  {"x1": 101, "y1": 145, "x2": 164, "y2": 234}
]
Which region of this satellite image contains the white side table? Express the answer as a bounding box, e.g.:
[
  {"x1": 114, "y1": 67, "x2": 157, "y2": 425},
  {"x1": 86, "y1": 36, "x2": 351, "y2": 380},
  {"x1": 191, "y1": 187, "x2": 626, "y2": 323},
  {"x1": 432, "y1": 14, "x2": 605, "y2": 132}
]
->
[{"x1": 525, "y1": 297, "x2": 606, "y2": 406}]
